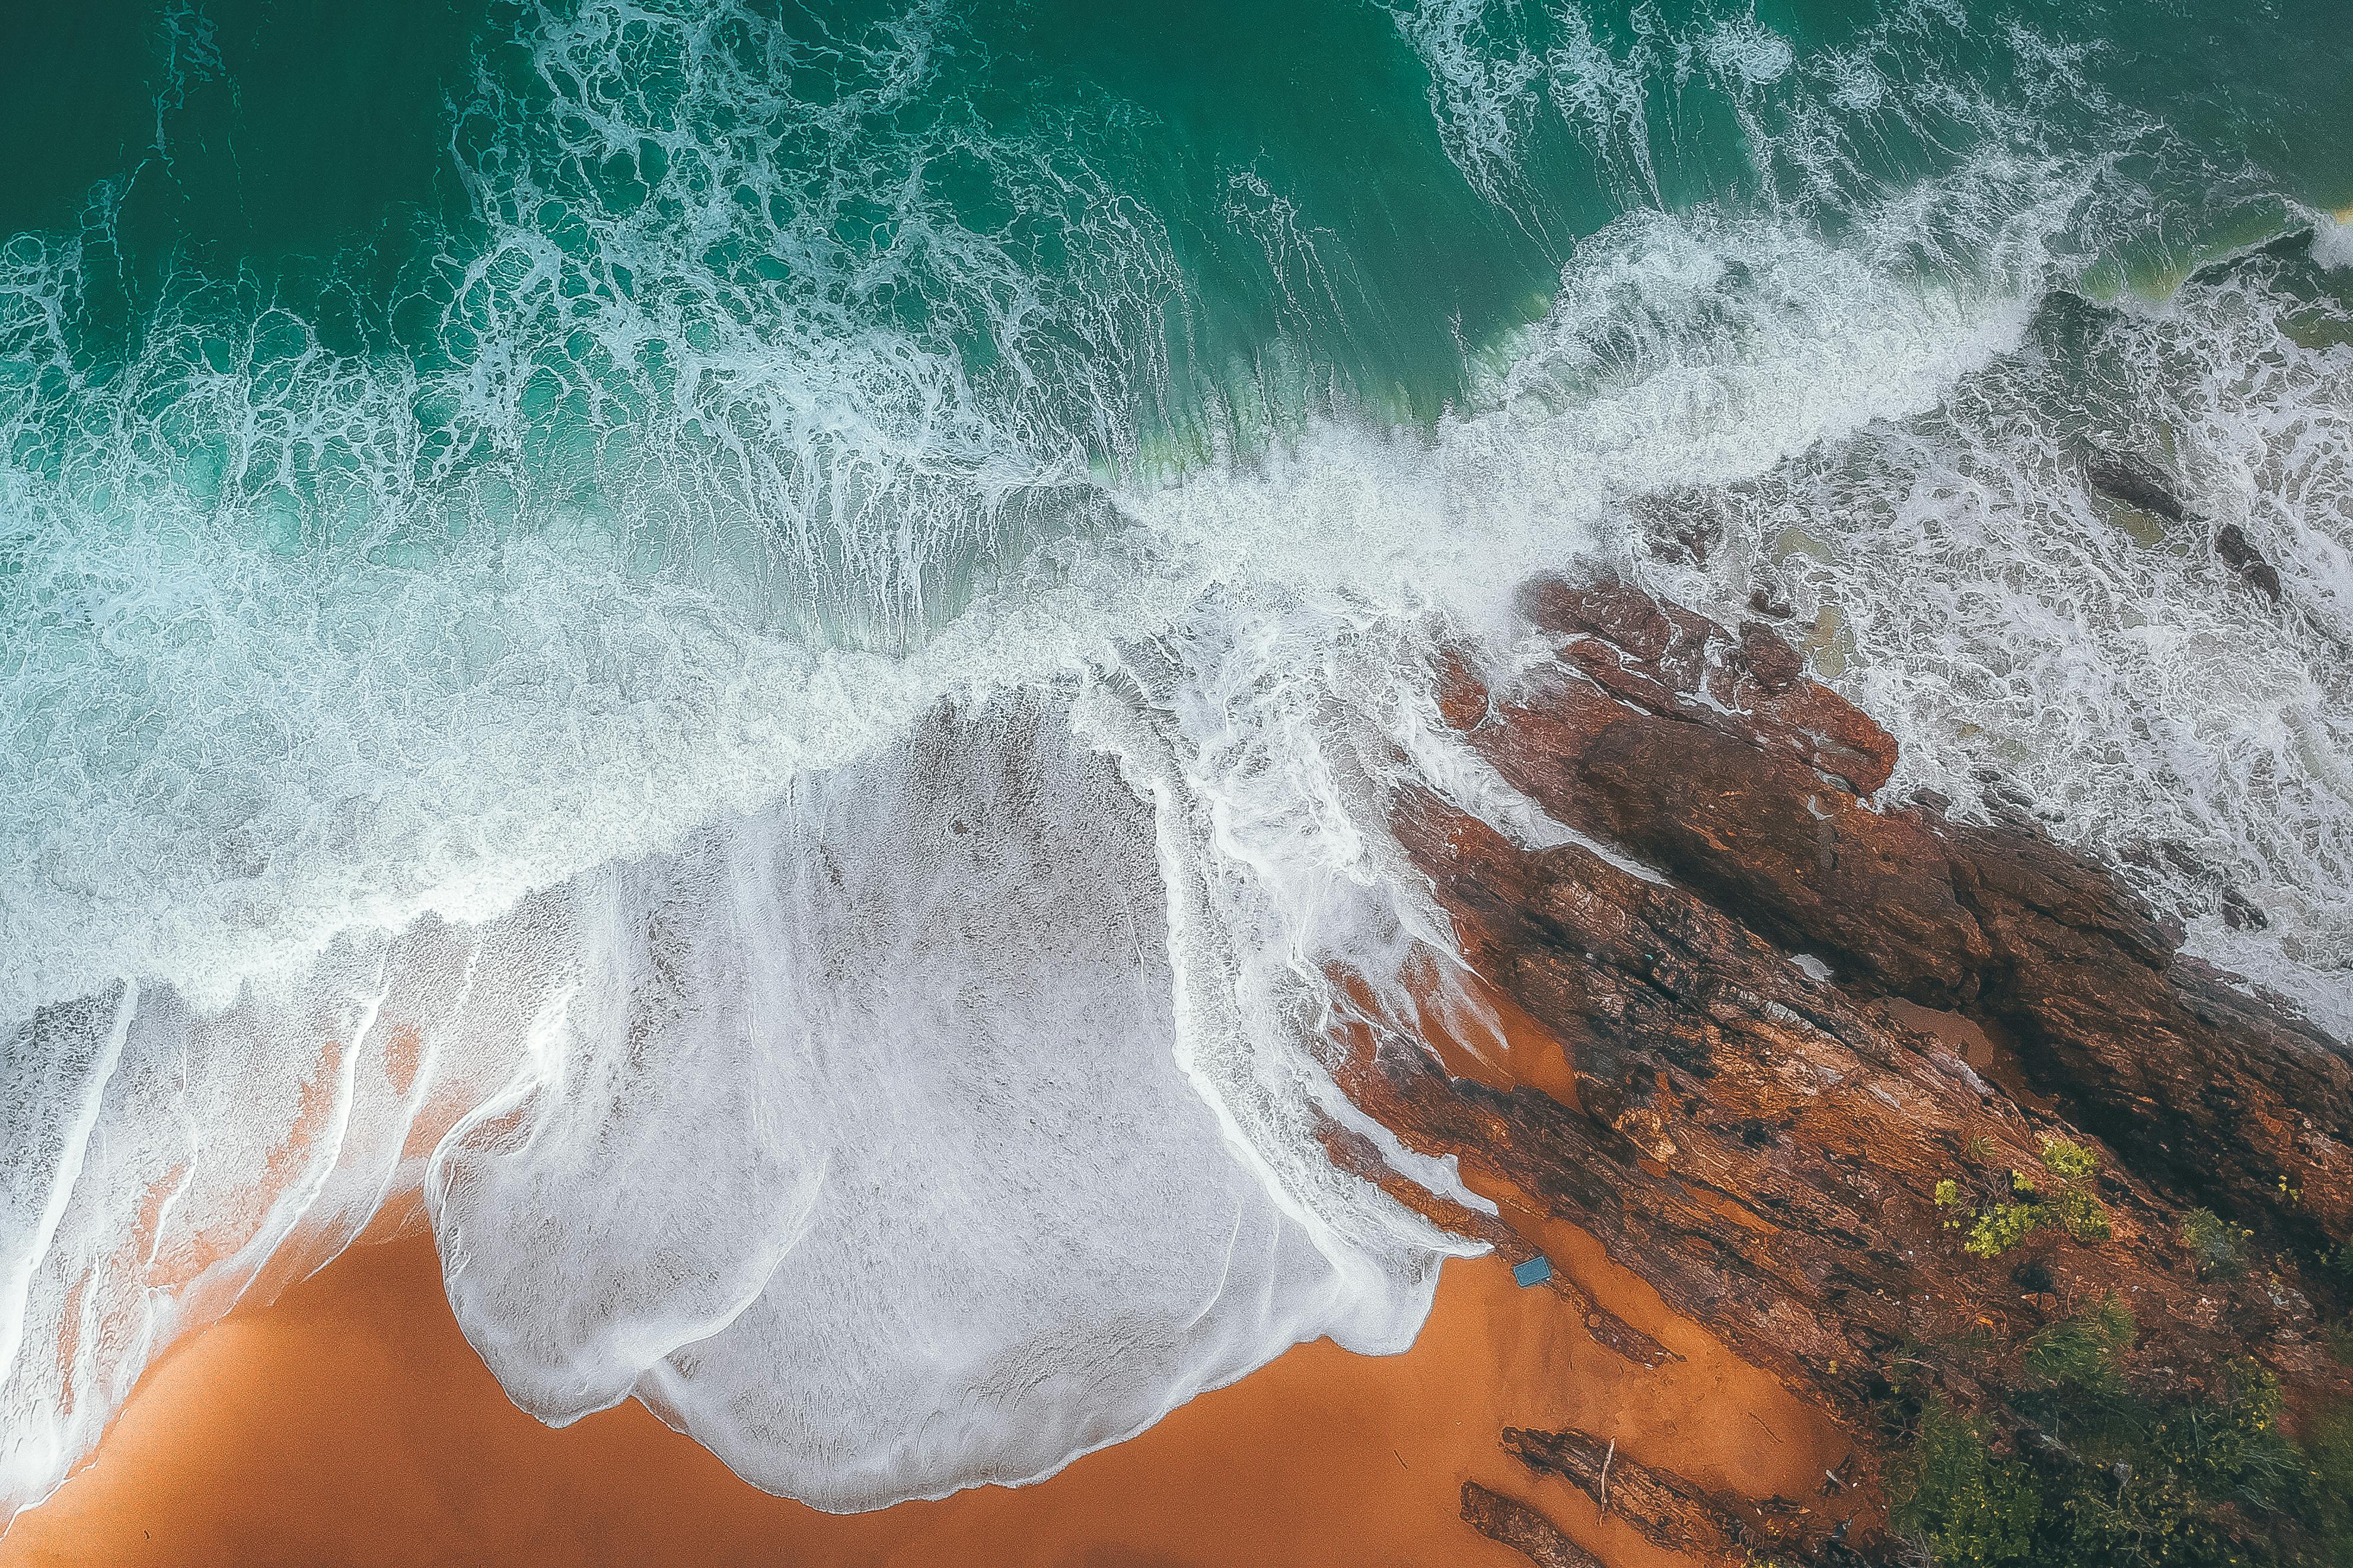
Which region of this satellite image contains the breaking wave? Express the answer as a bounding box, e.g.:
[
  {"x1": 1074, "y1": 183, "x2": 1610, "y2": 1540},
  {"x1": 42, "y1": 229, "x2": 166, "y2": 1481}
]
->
[{"x1": 4, "y1": 0, "x2": 2350, "y2": 1528}]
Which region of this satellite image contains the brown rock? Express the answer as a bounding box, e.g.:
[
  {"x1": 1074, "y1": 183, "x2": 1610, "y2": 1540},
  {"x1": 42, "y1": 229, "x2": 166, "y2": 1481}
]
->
[
  {"x1": 1504, "y1": 573, "x2": 1899, "y2": 797},
  {"x1": 1341, "y1": 572, "x2": 2353, "y2": 1567},
  {"x1": 1434, "y1": 643, "x2": 1492, "y2": 731},
  {"x1": 1501, "y1": 1427, "x2": 1742, "y2": 1560},
  {"x1": 1343, "y1": 574, "x2": 2353, "y2": 1442},
  {"x1": 1461, "y1": 1483, "x2": 1605, "y2": 1568},
  {"x1": 1449, "y1": 571, "x2": 2353, "y2": 1254},
  {"x1": 1575, "y1": 717, "x2": 1988, "y2": 1006},
  {"x1": 1356, "y1": 788, "x2": 2278, "y2": 1420},
  {"x1": 1496, "y1": 1426, "x2": 1864, "y2": 1566}
]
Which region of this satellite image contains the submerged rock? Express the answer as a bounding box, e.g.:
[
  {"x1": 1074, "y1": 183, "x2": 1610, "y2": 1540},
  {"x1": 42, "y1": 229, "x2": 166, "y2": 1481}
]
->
[
  {"x1": 2221, "y1": 883, "x2": 2271, "y2": 931},
  {"x1": 2215, "y1": 521, "x2": 2285, "y2": 602},
  {"x1": 1748, "y1": 580, "x2": 1796, "y2": 620},
  {"x1": 2084, "y1": 440, "x2": 2191, "y2": 523},
  {"x1": 2078, "y1": 442, "x2": 2283, "y2": 602}
]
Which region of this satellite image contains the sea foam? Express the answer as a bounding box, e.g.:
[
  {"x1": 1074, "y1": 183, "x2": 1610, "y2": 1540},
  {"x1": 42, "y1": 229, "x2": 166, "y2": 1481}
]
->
[
  {"x1": 0, "y1": 187, "x2": 2047, "y2": 1521},
  {"x1": 7, "y1": 0, "x2": 2353, "y2": 1533}
]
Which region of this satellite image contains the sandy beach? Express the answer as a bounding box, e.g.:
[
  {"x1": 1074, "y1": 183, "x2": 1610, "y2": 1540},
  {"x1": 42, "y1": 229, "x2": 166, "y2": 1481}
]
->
[
  {"x1": 3, "y1": 7, "x2": 2349, "y2": 1566},
  {"x1": 0, "y1": 1191, "x2": 1848, "y2": 1568}
]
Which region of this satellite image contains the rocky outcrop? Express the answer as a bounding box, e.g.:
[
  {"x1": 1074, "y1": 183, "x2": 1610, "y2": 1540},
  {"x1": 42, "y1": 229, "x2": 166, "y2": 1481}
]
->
[
  {"x1": 1491, "y1": 1426, "x2": 1864, "y2": 1566},
  {"x1": 1500, "y1": 1427, "x2": 1742, "y2": 1559},
  {"x1": 1427, "y1": 573, "x2": 2353, "y2": 1253},
  {"x1": 1346, "y1": 784, "x2": 2310, "y2": 1419},
  {"x1": 1331, "y1": 572, "x2": 2353, "y2": 1567}
]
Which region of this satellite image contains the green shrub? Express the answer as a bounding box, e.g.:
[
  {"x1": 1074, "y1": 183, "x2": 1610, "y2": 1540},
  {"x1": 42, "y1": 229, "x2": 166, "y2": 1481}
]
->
[
  {"x1": 2039, "y1": 1137, "x2": 2101, "y2": 1183},
  {"x1": 1890, "y1": 1401, "x2": 2041, "y2": 1568},
  {"x1": 1889, "y1": 1344, "x2": 2345, "y2": 1567},
  {"x1": 2182, "y1": 1208, "x2": 2251, "y2": 1279},
  {"x1": 2041, "y1": 1458, "x2": 2228, "y2": 1567},
  {"x1": 2050, "y1": 1186, "x2": 2114, "y2": 1243},
  {"x1": 2026, "y1": 1296, "x2": 2135, "y2": 1393},
  {"x1": 1968, "y1": 1202, "x2": 2045, "y2": 1259},
  {"x1": 2148, "y1": 1360, "x2": 2296, "y2": 1505},
  {"x1": 1937, "y1": 1142, "x2": 2109, "y2": 1260},
  {"x1": 2304, "y1": 1407, "x2": 2353, "y2": 1560}
]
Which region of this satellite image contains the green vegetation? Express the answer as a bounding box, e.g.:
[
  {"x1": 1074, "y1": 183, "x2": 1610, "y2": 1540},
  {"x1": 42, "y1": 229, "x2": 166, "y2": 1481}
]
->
[
  {"x1": 2039, "y1": 1138, "x2": 2103, "y2": 1184},
  {"x1": 2031, "y1": 1360, "x2": 2307, "y2": 1568},
  {"x1": 1900, "y1": 1133, "x2": 2353, "y2": 1568},
  {"x1": 1967, "y1": 1202, "x2": 2045, "y2": 1260},
  {"x1": 2049, "y1": 1187, "x2": 2115, "y2": 1243},
  {"x1": 2183, "y1": 1208, "x2": 2254, "y2": 1279},
  {"x1": 1890, "y1": 1401, "x2": 2042, "y2": 1568},
  {"x1": 2307, "y1": 1410, "x2": 2353, "y2": 1556},
  {"x1": 1936, "y1": 1139, "x2": 2114, "y2": 1260},
  {"x1": 1891, "y1": 1299, "x2": 2353, "y2": 1568},
  {"x1": 2023, "y1": 1294, "x2": 2135, "y2": 1393}
]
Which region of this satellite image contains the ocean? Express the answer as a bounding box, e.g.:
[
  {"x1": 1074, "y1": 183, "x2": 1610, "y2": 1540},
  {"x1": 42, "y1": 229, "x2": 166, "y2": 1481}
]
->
[{"x1": 4, "y1": 0, "x2": 2350, "y2": 1523}]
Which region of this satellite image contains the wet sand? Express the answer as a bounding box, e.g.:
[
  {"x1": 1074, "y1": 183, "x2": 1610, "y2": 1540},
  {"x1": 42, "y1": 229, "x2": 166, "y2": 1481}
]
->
[{"x1": 0, "y1": 1197, "x2": 1849, "y2": 1568}]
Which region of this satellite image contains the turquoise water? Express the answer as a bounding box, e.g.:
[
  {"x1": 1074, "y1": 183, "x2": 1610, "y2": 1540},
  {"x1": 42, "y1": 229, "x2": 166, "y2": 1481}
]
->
[
  {"x1": 5, "y1": 0, "x2": 2353, "y2": 1525},
  {"x1": 8, "y1": 1, "x2": 2348, "y2": 556}
]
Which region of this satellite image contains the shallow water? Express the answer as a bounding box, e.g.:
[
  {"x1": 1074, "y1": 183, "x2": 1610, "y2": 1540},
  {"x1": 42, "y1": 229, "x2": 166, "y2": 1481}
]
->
[{"x1": 4, "y1": 0, "x2": 2351, "y2": 1527}]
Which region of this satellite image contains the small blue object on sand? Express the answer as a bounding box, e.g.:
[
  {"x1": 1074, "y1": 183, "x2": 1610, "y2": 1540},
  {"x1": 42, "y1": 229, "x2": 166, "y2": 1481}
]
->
[{"x1": 1512, "y1": 1254, "x2": 1553, "y2": 1288}]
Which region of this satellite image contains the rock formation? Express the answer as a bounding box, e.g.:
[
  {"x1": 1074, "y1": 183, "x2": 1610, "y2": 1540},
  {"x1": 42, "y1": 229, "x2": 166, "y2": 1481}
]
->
[{"x1": 1329, "y1": 573, "x2": 2353, "y2": 1566}]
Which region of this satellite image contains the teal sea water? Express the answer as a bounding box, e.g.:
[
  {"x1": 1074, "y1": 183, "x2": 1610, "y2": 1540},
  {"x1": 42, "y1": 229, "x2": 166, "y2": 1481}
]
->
[{"x1": 4, "y1": 0, "x2": 2352, "y2": 1521}]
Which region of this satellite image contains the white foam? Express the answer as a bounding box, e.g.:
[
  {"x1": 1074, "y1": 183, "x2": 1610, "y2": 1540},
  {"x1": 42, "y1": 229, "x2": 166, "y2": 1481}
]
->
[
  {"x1": 1383, "y1": 0, "x2": 1548, "y2": 203},
  {"x1": 420, "y1": 688, "x2": 1456, "y2": 1509},
  {"x1": 1701, "y1": 17, "x2": 1797, "y2": 87},
  {"x1": 2313, "y1": 209, "x2": 2353, "y2": 272},
  {"x1": 7, "y1": 0, "x2": 2351, "y2": 1535},
  {"x1": 1663, "y1": 247, "x2": 2353, "y2": 1036},
  {"x1": 0, "y1": 170, "x2": 2088, "y2": 1525}
]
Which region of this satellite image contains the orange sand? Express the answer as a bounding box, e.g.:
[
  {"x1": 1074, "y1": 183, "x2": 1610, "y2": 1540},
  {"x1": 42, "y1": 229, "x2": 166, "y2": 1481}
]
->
[
  {"x1": 2, "y1": 958, "x2": 1858, "y2": 1566},
  {"x1": 1, "y1": 1208, "x2": 1851, "y2": 1568}
]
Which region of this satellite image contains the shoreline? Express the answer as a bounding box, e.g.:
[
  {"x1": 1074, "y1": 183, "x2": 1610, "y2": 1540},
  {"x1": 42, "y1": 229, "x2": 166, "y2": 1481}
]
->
[
  {"x1": 7, "y1": 574, "x2": 2349, "y2": 1567},
  {"x1": 0, "y1": 1203, "x2": 1844, "y2": 1568}
]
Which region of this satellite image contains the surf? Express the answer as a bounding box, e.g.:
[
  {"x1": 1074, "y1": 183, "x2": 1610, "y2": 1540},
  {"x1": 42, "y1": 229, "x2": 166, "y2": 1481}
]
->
[{"x1": 5, "y1": 0, "x2": 2352, "y2": 1532}]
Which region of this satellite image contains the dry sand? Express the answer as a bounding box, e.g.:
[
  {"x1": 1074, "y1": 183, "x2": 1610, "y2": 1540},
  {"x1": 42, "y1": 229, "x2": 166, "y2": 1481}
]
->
[{"x1": 0, "y1": 1192, "x2": 1850, "y2": 1568}]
